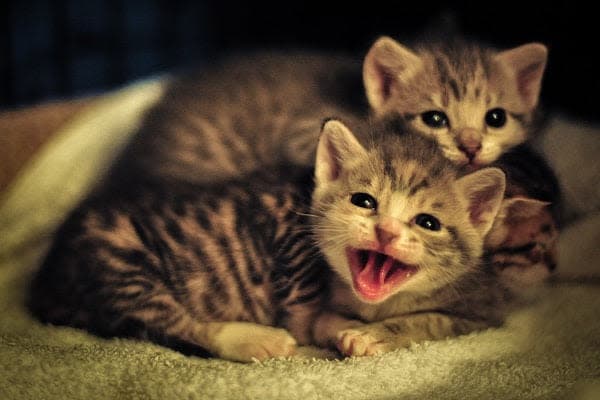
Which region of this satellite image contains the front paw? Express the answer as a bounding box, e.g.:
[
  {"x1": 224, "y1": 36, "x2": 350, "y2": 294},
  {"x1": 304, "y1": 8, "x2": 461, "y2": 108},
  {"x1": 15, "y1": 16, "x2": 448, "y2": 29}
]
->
[
  {"x1": 213, "y1": 323, "x2": 297, "y2": 362},
  {"x1": 336, "y1": 328, "x2": 386, "y2": 357}
]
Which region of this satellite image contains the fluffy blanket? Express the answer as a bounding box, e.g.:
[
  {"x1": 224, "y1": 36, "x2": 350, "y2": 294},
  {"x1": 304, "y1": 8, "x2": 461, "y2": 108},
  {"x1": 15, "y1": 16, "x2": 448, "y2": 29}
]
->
[{"x1": 1, "y1": 79, "x2": 599, "y2": 400}]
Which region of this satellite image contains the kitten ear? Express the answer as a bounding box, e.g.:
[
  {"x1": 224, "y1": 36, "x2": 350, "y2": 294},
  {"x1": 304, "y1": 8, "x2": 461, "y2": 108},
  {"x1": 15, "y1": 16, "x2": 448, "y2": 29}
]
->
[
  {"x1": 363, "y1": 36, "x2": 423, "y2": 114},
  {"x1": 499, "y1": 197, "x2": 551, "y2": 220},
  {"x1": 495, "y1": 43, "x2": 548, "y2": 111},
  {"x1": 315, "y1": 119, "x2": 368, "y2": 185},
  {"x1": 455, "y1": 167, "x2": 506, "y2": 237}
]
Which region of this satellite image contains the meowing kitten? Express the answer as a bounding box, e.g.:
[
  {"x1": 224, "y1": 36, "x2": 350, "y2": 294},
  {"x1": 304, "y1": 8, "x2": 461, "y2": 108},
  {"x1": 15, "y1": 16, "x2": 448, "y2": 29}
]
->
[
  {"x1": 28, "y1": 118, "x2": 508, "y2": 361},
  {"x1": 362, "y1": 36, "x2": 559, "y2": 282},
  {"x1": 309, "y1": 119, "x2": 508, "y2": 356}
]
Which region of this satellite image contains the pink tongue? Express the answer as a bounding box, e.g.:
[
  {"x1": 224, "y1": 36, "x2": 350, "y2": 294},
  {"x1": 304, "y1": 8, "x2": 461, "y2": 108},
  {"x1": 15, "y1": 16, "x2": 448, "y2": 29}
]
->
[{"x1": 355, "y1": 252, "x2": 396, "y2": 299}]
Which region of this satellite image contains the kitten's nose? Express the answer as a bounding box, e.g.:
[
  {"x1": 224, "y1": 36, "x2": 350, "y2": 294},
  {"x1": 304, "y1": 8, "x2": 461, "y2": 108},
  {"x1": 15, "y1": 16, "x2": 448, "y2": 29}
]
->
[
  {"x1": 375, "y1": 218, "x2": 402, "y2": 245},
  {"x1": 457, "y1": 129, "x2": 482, "y2": 161}
]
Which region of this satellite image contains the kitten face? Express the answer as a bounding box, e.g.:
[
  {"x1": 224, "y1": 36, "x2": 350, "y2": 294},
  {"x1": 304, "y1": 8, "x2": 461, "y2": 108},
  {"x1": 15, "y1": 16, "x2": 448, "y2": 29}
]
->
[
  {"x1": 312, "y1": 120, "x2": 505, "y2": 304},
  {"x1": 364, "y1": 37, "x2": 547, "y2": 167}
]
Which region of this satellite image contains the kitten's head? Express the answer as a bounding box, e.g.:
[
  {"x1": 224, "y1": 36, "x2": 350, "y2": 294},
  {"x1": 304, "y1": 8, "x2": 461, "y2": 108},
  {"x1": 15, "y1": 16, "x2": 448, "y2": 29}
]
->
[
  {"x1": 312, "y1": 119, "x2": 506, "y2": 304},
  {"x1": 363, "y1": 36, "x2": 547, "y2": 166}
]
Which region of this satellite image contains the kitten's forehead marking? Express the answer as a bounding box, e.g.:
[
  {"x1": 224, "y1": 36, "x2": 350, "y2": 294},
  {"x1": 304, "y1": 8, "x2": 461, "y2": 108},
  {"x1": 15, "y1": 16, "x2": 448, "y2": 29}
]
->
[
  {"x1": 382, "y1": 157, "x2": 434, "y2": 197},
  {"x1": 428, "y1": 46, "x2": 495, "y2": 121}
]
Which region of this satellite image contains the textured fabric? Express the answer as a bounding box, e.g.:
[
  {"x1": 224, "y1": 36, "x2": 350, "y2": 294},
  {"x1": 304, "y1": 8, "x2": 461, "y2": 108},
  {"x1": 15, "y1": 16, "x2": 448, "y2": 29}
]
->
[{"x1": 1, "y1": 79, "x2": 599, "y2": 400}]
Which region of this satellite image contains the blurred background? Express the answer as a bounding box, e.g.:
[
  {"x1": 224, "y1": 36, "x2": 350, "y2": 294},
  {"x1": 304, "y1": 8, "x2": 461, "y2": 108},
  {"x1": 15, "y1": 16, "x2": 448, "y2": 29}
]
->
[{"x1": 1, "y1": 0, "x2": 598, "y2": 122}]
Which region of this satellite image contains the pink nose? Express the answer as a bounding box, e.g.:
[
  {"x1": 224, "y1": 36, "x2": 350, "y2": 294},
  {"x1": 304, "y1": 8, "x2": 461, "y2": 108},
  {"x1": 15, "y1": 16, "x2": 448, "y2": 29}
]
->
[
  {"x1": 458, "y1": 140, "x2": 482, "y2": 160},
  {"x1": 457, "y1": 129, "x2": 482, "y2": 161},
  {"x1": 375, "y1": 218, "x2": 402, "y2": 245}
]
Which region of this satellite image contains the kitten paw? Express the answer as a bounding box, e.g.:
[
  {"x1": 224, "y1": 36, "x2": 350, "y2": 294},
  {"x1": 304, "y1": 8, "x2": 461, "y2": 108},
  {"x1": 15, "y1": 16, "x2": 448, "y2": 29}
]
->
[
  {"x1": 336, "y1": 328, "x2": 384, "y2": 357},
  {"x1": 212, "y1": 322, "x2": 297, "y2": 362}
]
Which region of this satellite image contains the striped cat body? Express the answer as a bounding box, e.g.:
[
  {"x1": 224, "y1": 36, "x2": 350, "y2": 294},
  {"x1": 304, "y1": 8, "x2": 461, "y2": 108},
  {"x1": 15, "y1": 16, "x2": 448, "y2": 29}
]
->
[{"x1": 29, "y1": 173, "x2": 323, "y2": 361}]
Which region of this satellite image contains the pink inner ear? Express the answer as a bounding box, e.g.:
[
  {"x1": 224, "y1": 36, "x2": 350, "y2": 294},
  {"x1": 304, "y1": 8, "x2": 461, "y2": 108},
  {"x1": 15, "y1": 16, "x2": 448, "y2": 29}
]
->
[
  {"x1": 470, "y1": 201, "x2": 494, "y2": 226},
  {"x1": 518, "y1": 61, "x2": 544, "y2": 102},
  {"x1": 468, "y1": 185, "x2": 500, "y2": 227},
  {"x1": 376, "y1": 63, "x2": 394, "y2": 101},
  {"x1": 326, "y1": 139, "x2": 341, "y2": 181}
]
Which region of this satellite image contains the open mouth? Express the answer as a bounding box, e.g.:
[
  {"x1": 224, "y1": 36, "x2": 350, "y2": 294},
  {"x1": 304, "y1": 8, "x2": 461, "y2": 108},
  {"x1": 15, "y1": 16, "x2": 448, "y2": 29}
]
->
[{"x1": 347, "y1": 248, "x2": 417, "y2": 302}]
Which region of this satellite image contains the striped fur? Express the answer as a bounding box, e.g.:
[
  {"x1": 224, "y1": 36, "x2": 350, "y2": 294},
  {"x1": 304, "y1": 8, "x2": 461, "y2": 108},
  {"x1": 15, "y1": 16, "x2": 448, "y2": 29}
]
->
[{"x1": 29, "y1": 172, "x2": 326, "y2": 362}]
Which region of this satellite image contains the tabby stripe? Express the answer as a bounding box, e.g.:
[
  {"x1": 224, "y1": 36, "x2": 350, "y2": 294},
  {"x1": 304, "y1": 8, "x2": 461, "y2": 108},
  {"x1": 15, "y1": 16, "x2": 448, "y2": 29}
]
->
[
  {"x1": 165, "y1": 217, "x2": 186, "y2": 245},
  {"x1": 190, "y1": 239, "x2": 230, "y2": 304},
  {"x1": 408, "y1": 179, "x2": 429, "y2": 196},
  {"x1": 492, "y1": 242, "x2": 536, "y2": 255},
  {"x1": 232, "y1": 228, "x2": 271, "y2": 323},
  {"x1": 293, "y1": 259, "x2": 323, "y2": 290},
  {"x1": 87, "y1": 241, "x2": 164, "y2": 280},
  {"x1": 446, "y1": 226, "x2": 469, "y2": 261},
  {"x1": 190, "y1": 115, "x2": 239, "y2": 173},
  {"x1": 287, "y1": 289, "x2": 321, "y2": 306},
  {"x1": 238, "y1": 226, "x2": 265, "y2": 285},
  {"x1": 131, "y1": 218, "x2": 191, "y2": 303},
  {"x1": 280, "y1": 233, "x2": 313, "y2": 262},
  {"x1": 217, "y1": 234, "x2": 261, "y2": 322}
]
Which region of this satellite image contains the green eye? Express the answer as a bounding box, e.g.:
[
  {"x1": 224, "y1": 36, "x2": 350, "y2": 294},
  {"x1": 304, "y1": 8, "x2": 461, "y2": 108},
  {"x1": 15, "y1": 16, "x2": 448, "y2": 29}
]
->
[
  {"x1": 414, "y1": 213, "x2": 441, "y2": 231},
  {"x1": 421, "y1": 111, "x2": 449, "y2": 129},
  {"x1": 350, "y1": 193, "x2": 377, "y2": 210},
  {"x1": 485, "y1": 108, "x2": 507, "y2": 128}
]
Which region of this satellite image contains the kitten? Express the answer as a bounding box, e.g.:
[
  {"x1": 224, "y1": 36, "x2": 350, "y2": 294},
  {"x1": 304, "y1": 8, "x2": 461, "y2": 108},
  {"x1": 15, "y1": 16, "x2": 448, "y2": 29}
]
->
[
  {"x1": 28, "y1": 118, "x2": 508, "y2": 361},
  {"x1": 363, "y1": 36, "x2": 547, "y2": 167},
  {"x1": 363, "y1": 36, "x2": 559, "y2": 282},
  {"x1": 309, "y1": 119, "x2": 508, "y2": 356}
]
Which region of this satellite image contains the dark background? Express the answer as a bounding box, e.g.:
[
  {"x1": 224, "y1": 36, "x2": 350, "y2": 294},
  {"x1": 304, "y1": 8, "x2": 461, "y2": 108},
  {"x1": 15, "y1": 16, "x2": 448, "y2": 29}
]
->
[{"x1": 1, "y1": 1, "x2": 598, "y2": 122}]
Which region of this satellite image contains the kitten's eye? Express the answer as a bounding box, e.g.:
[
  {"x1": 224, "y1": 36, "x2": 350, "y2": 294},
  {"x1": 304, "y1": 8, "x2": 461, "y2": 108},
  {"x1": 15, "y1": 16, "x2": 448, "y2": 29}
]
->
[
  {"x1": 485, "y1": 108, "x2": 507, "y2": 128},
  {"x1": 414, "y1": 214, "x2": 441, "y2": 231},
  {"x1": 421, "y1": 111, "x2": 449, "y2": 129},
  {"x1": 350, "y1": 193, "x2": 377, "y2": 210}
]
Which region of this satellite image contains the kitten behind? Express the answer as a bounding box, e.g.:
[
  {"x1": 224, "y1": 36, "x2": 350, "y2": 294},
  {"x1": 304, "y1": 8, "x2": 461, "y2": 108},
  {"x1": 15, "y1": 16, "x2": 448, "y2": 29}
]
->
[{"x1": 363, "y1": 36, "x2": 547, "y2": 166}]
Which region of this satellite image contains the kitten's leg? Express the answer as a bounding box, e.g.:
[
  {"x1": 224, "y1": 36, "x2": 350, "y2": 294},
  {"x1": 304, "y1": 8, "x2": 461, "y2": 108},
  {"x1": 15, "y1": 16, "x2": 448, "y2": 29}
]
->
[
  {"x1": 116, "y1": 291, "x2": 297, "y2": 362},
  {"x1": 188, "y1": 320, "x2": 298, "y2": 362},
  {"x1": 334, "y1": 313, "x2": 489, "y2": 357},
  {"x1": 131, "y1": 307, "x2": 298, "y2": 362}
]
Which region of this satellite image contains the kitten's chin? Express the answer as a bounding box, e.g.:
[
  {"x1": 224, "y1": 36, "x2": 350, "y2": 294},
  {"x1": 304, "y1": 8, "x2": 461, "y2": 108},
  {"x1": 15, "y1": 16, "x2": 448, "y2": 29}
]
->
[{"x1": 346, "y1": 248, "x2": 418, "y2": 303}]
